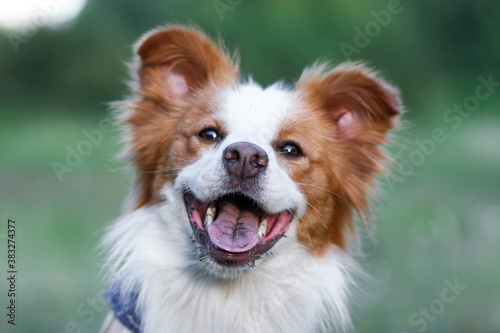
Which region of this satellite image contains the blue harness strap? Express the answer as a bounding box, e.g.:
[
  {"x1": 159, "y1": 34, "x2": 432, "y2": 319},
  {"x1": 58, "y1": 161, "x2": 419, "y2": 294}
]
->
[{"x1": 106, "y1": 278, "x2": 142, "y2": 333}]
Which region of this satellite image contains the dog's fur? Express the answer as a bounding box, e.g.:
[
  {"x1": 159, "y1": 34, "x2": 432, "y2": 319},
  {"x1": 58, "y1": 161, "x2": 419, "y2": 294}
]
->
[{"x1": 100, "y1": 25, "x2": 402, "y2": 333}]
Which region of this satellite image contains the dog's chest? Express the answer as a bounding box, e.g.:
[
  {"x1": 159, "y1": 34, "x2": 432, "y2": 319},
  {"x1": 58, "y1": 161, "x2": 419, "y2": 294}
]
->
[{"x1": 139, "y1": 255, "x2": 345, "y2": 333}]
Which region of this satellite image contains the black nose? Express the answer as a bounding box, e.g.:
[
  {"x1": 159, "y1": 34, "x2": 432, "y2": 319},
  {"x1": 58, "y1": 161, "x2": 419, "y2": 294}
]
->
[{"x1": 223, "y1": 142, "x2": 268, "y2": 180}]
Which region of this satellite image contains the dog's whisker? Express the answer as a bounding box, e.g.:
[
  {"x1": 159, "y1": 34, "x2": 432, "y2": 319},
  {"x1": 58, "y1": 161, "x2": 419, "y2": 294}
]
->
[
  {"x1": 296, "y1": 182, "x2": 347, "y2": 202},
  {"x1": 140, "y1": 168, "x2": 183, "y2": 174},
  {"x1": 304, "y1": 200, "x2": 328, "y2": 224}
]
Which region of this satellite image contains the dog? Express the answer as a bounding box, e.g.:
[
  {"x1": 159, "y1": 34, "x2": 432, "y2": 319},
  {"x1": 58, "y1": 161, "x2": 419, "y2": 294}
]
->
[{"x1": 99, "y1": 25, "x2": 402, "y2": 333}]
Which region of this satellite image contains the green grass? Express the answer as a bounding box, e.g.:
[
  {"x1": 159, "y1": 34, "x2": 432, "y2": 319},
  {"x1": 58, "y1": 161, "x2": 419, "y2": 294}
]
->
[{"x1": 1, "y1": 108, "x2": 499, "y2": 333}]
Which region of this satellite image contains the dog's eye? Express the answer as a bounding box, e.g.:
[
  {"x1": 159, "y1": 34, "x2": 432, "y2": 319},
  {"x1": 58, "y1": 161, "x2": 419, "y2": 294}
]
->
[
  {"x1": 199, "y1": 128, "x2": 221, "y2": 142},
  {"x1": 278, "y1": 142, "x2": 303, "y2": 157}
]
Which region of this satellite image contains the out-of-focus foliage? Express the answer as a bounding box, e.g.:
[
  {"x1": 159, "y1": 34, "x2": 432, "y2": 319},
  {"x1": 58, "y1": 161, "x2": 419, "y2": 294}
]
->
[{"x1": 1, "y1": 0, "x2": 498, "y2": 116}]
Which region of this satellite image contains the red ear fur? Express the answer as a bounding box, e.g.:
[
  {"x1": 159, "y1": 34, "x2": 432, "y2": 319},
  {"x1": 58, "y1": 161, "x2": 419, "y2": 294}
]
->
[
  {"x1": 297, "y1": 62, "x2": 402, "y2": 252},
  {"x1": 297, "y1": 62, "x2": 401, "y2": 141},
  {"x1": 126, "y1": 26, "x2": 238, "y2": 208},
  {"x1": 136, "y1": 26, "x2": 238, "y2": 104}
]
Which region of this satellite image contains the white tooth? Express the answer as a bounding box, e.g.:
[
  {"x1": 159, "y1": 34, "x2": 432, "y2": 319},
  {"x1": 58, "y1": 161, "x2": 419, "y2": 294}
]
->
[
  {"x1": 205, "y1": 206, "x2": 216, "y2": 227},
  {"x1": 204, "y1": 213, "x2": 213, "y2": 227},
  {"x1": 258, "y1": 218, "x2": 268, "y2": 237},
  {"x1": 207, "y1": 206, "x2": 216, "y2": 218}
]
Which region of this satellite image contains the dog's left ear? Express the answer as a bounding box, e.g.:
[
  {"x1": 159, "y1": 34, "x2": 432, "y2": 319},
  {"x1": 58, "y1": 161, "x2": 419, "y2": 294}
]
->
[
  {"x1": 296, "y1": 63, "x2": 401, "y2": 142},
  {"x1": 296, "y1": 63, "x2": 403, "y2": 251}
]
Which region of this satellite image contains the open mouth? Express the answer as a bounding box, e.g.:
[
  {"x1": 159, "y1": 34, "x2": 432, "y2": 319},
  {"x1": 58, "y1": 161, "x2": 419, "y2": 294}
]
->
[{"x1": 184, "y1": 192, "x2": 294, "y2": 266}]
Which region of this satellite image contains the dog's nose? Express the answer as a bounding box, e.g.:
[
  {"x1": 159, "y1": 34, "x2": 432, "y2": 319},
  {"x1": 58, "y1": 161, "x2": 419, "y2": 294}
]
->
[{"x1": 223, "y1": 142, "x2": 268, "y2": 179}]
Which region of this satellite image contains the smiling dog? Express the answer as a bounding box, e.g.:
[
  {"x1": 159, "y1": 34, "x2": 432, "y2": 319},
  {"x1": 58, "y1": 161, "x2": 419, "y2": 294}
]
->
[{"x1": 100, "y1": 25, "x2": 402, "y2": 333}]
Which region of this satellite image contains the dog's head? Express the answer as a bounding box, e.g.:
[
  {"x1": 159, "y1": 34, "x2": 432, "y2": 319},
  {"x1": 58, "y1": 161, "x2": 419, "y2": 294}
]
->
[{"x1": 122, "y1": 26, "x2": 401, "y2": 279}]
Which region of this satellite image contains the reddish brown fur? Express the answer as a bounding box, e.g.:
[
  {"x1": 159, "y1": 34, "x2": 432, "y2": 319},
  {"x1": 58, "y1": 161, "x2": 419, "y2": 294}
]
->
[
  {"x1": 123, "y1": 26, "x2": 401, "y2": 256},
  {"x1": 127, "y1": 27, "x2": 238, "y2": 207},
  {"x1": 292, "y1": 64, "x2": 402, "y2": 254}
]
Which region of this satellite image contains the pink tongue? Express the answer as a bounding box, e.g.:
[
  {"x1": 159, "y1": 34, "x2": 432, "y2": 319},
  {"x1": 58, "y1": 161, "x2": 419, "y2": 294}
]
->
[{"x1": 207, "y1": 201, "x2": 260, "y2": 253}]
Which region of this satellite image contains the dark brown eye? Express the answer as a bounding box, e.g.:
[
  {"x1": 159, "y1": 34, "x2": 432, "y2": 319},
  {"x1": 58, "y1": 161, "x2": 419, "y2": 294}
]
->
[
  {"x1": 199, "y1": 128, "x2": 221, "y2": 142},
  {"x1": 278, "y1": 142, "x2": 303, "y2": 157}
]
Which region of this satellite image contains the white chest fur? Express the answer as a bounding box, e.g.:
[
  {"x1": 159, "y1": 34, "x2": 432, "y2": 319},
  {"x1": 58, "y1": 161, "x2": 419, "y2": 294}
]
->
[{"x1": 101, "y1": 205, "x2": 357, "y2": 333}]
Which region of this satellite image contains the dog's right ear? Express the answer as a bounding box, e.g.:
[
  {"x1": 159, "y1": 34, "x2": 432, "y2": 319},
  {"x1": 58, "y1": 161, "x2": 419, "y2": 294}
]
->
[
  {"x1": 124, "y1": 27, "x2": 238, "y2": 209},
  {"x1": 134, "y1": 26, "x2": 238, "y2": 104}
]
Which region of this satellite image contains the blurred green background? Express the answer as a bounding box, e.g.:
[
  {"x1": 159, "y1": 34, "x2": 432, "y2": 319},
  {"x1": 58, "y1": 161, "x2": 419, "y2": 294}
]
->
[{"x1": 1, "y1": 0, "x2": 499, "y2": 332}]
